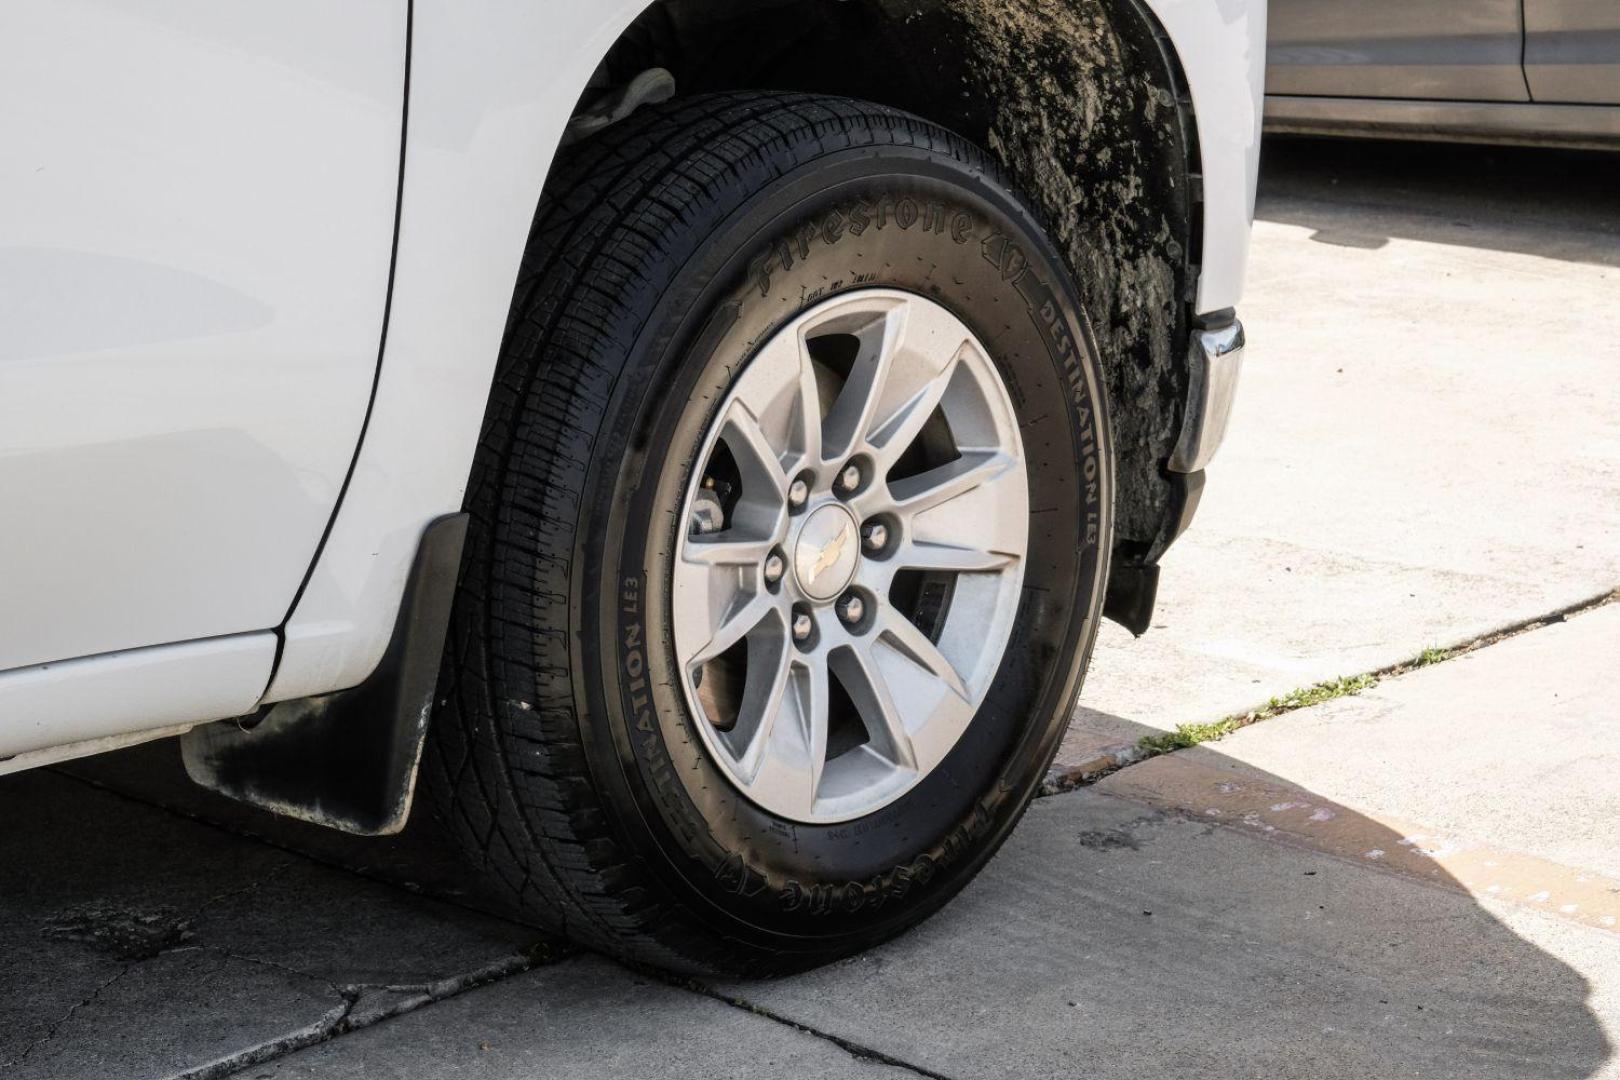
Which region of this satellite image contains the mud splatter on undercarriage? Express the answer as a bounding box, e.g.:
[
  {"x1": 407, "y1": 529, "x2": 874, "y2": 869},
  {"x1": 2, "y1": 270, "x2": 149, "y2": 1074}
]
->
[{"x1": 932, "y1": 0, "x2": 1192, "y2": 555}]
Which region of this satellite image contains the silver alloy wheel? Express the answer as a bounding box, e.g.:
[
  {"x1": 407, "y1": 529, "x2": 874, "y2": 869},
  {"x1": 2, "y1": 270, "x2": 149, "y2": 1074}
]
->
[{"x1": 672, "y1": 289, "x2": 1029, "y2": 824}]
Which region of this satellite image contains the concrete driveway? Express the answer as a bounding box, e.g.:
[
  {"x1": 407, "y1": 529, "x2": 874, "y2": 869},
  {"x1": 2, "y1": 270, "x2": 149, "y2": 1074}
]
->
[{"x1": 4, "y1": 137, "x2": 1618, "y2": 1079}]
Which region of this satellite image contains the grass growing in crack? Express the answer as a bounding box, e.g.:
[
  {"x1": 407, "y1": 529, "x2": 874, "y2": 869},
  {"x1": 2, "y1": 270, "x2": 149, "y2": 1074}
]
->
[
  {"x1": 1266, "y1": 672, "x2": 1379, "y2": 711},
  {"x1": 1131, "y1": 647, "x2": 1470, "y2": 758},
  {"x1": 1135, "y1": 673, "x2": 1379, "y2": 755},
  {"x1": 1046, "y1": 591, "x2": 1620, "y2": 795},
  {"x1": 1136, "y1": 718, "x2": 1242, "y2": 754}
]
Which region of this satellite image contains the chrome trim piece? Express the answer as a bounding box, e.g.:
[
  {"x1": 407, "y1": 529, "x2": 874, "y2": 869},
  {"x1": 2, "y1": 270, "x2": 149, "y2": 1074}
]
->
[{"x1": 1169, "y1": 319, "x2": 1245, "y2": 474}]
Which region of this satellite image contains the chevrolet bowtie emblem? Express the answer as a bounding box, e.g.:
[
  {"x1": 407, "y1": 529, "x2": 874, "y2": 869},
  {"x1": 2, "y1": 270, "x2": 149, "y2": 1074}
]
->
[
  {"x1": 793, "y1": 505, "x2": 861, "y2": 600},
  {"x1": 808, "y1": 523, "x2": 851, "y2": 584}
]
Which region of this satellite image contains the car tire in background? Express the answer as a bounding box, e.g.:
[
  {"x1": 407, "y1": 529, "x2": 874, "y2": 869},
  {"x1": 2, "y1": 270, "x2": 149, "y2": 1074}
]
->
[{"x1": 426, "y1": 92, "x2": 1114, "y2": 976}]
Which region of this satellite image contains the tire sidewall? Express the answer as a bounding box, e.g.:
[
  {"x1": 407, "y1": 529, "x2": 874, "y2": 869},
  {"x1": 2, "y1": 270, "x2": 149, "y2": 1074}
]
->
[{"x1": 577, "y1": 145, "x2": 1112, "y2": 957}]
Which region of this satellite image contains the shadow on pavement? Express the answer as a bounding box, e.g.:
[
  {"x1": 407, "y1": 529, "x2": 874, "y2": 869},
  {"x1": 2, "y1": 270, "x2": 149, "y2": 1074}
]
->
[
  {"x1": 0, "y1": 734, "x2": 1610, "y2": 1078},
  {"x1": 1258, "y1": 136, "x2": 1620, "y2": 266}
]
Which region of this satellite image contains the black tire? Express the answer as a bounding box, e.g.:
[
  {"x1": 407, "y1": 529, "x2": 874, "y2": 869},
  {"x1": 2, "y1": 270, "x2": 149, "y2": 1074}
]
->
[{"x1": 426, "y1": 91, "x2": 1114, "y2": 976}]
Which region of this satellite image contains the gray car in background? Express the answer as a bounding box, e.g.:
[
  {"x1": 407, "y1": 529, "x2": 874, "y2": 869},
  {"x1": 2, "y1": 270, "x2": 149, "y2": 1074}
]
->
[{"x1": 1267, "y1": 0, "x2": 1620, "y2": 147}]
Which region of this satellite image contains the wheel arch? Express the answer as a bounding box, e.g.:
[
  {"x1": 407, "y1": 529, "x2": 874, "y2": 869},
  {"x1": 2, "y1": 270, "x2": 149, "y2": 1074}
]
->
[
  {"x1": 265, "y1": 0, "x2": 1259, "y2": 712},
  {"x1": 586, "y1": 0, "x2": 1205, "y2": 566}
]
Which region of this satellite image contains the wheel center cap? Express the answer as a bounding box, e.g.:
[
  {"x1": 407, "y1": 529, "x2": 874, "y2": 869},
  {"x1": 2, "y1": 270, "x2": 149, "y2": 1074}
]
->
[{"x1": 793, "y1": 504, "x2": 860, "y2": 601}]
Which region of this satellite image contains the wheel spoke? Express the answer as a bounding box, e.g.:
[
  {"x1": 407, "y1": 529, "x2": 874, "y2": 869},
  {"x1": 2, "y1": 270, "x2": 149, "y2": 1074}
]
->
[
  {"x1": 832, "y1": 642, "x2": 917, "y2": 772},
  {"x1": 864, "y1": 351, "x2": 961, "y2": 469},
  {"x1": 876, "y1": 608, "x2": 970, "y2": 701},
  {"x1": 819, "y1": 304, "x2": 904, "y2": 460},
  {"x1": 817, "y1": 298, "x2": 978, "y2": 467},
  {"x1": 730, "y1": 653, "x2": 829, "y2": 819},
  {"x1": 789, "y1": 331, "x2": 824, "y2": 474},
  {"x1": 688, "y1": 592, "x2": 775, "y2": 668},
  {"x1": 683, "y1": 534, "x2": 776, "y2": 568},
  {"x1": 719, "y1": 400, "x2": 789, "y2": 501},
  {"x1": 888, "y1": 449, "x2": 1015, "y2": 517},
  {"x1": 797, "y1": 660, "x2": 835, "y2": 809},
  {"x1": 896, "y1": 538, "x2": 1015, "y2": 574},
  {"x1": 728, "y1": 631, "x2": 795, "y2": 784}
]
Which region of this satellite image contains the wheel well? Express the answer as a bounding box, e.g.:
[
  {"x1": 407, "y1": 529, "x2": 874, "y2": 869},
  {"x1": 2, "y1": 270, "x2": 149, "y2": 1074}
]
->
[{"x1": 577, "y1": 0, "x2": 1203, "y2": 564}]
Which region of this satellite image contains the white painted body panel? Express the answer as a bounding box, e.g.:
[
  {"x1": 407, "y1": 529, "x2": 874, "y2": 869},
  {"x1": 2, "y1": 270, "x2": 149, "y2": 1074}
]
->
[
  {"x1": 0, "y1": 0, "x2": 405, "y2": 670},
  {"x1": 0, "y1": 633, "x2": 273, "y2": 763},
  {"x1": 266, "y1": 0, "x2": 653, "y2": 701},
  {"x1": 4, "y1": 0, "x2": 1263, "y2": 765},
  {"x1": 1156, "y1": 0, "x2": 1268, "y2": 313},
  {"x1": 269, "y1": 0, "x2": 1268, "y2": 703}
]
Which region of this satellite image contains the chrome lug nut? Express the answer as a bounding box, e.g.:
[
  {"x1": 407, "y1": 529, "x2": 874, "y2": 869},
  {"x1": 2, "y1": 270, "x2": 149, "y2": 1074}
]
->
[
  {"x1": 763, "y1": 552, "x2": 785, "y2": 585},
  {"x1": 838, "y1": 463, "x2": 862, "y2": 494},
  {"x1": 791, "y1": 611, "x2": 814, "y2": 642},
  {"x1": 788, "y1": 477, "x2": 810, "y2": 509},
  {"x1": 837, "y1": 593, "x2": 865, "y2": 627},
  {"x1": 861, "y1": 521, "x2": 888, "y2": 553}
]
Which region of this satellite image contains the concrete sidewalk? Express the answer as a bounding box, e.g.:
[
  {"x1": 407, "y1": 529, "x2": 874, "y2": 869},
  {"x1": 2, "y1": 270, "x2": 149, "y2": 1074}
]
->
[
  {"x1": 252, "y1": 601, "x2": 1620, "y2": 1080},
  {"x1": 3, "y1": 137, "x2": 1617, "y2": 1079},
  {"x1": 12, "y1": 595, "x2": 1619, "y2": 1079},
  {"x1": 1052, "y1": 135, "x2": 1620, "y2": 781},
  {"x1": 0, "y1": 771, "x2": 547, "y2": 1079}
]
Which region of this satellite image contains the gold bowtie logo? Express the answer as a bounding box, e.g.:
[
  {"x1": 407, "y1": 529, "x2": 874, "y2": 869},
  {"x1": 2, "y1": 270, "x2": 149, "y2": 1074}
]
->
[{"x1": 809, "y1": 523, "x2": 851, "y2": 583}]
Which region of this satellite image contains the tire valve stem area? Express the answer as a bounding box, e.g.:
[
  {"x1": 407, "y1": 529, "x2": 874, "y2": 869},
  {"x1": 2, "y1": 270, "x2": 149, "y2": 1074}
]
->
[
  {"x1": 689, "y1": 487, "x2": 725, "y2": 536},
  {"x1": 689, "y1": 442, "x2": 746, "y2": 537}
]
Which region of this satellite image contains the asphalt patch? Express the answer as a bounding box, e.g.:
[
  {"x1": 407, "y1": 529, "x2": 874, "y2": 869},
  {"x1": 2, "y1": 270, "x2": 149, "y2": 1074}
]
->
[{"x1": 42, "y1": 903, "x2": 195, "y2": 961}]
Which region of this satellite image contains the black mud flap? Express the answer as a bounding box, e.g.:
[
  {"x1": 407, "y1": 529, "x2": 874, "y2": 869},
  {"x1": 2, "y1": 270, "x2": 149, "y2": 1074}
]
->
[
  {"x1": 1103, "y1": 469, "x2": 1203, "y2": 636},
  {"x1": 1103, "y1": 563, "x2": 1161, "y2": 638},
  {"x1": 181, "y1": 514, "x2": 468, "y2": 836}
]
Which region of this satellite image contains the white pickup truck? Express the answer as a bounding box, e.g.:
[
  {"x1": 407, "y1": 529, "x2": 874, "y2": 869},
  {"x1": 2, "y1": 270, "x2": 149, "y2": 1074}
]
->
[{"x1": 0, "y1": 0, "x2": 1264, "y2": 975}]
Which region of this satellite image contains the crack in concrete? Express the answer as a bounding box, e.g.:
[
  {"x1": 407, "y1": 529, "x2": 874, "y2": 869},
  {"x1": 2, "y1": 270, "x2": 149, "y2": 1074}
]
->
[
  {"x1": 156, "y1": 947, "x2": 551, "y2": 1080},
  {"x1": 609, "y1": 960, "x2": 960, "y2": 1080},
  {"x1": 190, "y1": 866, "x2": 287, "y2": 923},
  {"x1": 0, "y1": 963, "x2": 136, "y2": 1072},
  {"x1": 1041, "y1": 586, "x2": 1620, "y2": 798},
  {"x1": 691, "y1": 989, "x2": 960, "y2": 1079},
  {"x1": 13, "y1": 851, "x2": 558, "y2": 1080},
  {"x1": 169, "y1": 993, "x2": 354, "y2": 1080},
  {"x1": 0, "y1": 939, "x2": 359, "y2": 1080}
]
